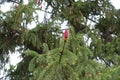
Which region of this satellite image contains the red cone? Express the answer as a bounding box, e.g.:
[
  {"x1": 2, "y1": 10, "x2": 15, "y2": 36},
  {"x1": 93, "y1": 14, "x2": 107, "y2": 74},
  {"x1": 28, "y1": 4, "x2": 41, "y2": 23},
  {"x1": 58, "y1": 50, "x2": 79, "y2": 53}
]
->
[
  {"x1": 35, "y1": 0, "x2": 38, "y2": 3},
  {"x1": 64, "y1": 29, "x2": 69, "y2": 41}
]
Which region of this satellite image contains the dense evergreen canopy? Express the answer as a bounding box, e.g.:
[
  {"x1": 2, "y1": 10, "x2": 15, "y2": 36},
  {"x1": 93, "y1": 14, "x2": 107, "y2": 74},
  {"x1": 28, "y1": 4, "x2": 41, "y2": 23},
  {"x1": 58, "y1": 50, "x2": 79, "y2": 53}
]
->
[{"x1": 0, "y1": 0, "x2": 120, "y2": 80}]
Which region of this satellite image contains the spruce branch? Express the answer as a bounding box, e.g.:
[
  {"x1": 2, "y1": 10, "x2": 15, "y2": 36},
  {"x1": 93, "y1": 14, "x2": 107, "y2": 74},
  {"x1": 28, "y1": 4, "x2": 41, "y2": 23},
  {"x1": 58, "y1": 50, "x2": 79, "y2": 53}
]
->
[
  {"x1": 59, "y1": 40, "x2": 66, "y2": 64},
  {"x1": 62, "y1": 67, "x2": 68, "y2": 80},
  {"x1": 40, "y1": 9, "x2": 99, "y2": 24}
]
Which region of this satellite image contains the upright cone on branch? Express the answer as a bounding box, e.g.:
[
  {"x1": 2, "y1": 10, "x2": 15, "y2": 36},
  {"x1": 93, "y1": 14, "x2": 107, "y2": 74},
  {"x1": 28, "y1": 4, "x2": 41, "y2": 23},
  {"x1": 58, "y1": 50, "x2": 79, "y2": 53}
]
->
[
  {"x1": 76, "y1": 17, "x2": 79, "y2": 22},
  {"x1": 14, "y1": 4, "x2": 18, "y2": 9},
  {"x1": 35, "y1": 0, "x2": 38, "y2": 3},
  {"x1": 64, "y1": 29, "x2": 69, "y2": 41}
]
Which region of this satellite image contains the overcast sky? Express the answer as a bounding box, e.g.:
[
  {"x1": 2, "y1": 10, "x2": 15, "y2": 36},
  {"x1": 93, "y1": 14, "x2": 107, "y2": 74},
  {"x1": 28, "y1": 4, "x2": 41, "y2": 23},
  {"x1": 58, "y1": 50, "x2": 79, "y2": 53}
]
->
[{"x1": 110, "y1": 0, "x2": 120, "y2": 9}]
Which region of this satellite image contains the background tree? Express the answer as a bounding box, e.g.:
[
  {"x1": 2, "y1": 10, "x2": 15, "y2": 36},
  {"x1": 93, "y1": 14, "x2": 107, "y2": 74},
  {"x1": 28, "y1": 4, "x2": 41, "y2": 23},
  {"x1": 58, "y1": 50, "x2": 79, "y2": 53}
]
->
[{"x1": 0, "y1": 0, "x2": 120, "y2": 80}]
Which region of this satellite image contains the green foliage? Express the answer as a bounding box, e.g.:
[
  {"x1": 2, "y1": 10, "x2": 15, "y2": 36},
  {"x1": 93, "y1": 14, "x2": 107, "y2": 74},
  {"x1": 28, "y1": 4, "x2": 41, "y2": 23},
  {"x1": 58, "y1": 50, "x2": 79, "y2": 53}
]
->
[
  {"x1": 23, "y1": 31, "x2": 102, "y2": 80},
  {"x1": 0, "y1": 0, "x2": 120, "y2": 80}
]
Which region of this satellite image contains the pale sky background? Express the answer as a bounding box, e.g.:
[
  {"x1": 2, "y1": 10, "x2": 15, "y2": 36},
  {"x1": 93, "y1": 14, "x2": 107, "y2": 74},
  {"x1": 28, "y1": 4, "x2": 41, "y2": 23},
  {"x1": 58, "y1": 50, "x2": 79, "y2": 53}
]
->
[
  {"x1": 0, "y1": 0, "x2": 120, "y2": 78},
  {"x1": 110, "y1": 0, "x2": 120, "y2": 9}
]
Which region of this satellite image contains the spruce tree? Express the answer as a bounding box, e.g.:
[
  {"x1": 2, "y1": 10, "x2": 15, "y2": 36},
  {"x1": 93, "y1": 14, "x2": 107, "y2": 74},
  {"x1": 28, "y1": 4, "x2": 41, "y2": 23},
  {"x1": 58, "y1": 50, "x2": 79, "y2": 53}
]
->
[{"x1": 0, "y1": 0, "x2": 120, "y2": 80}]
